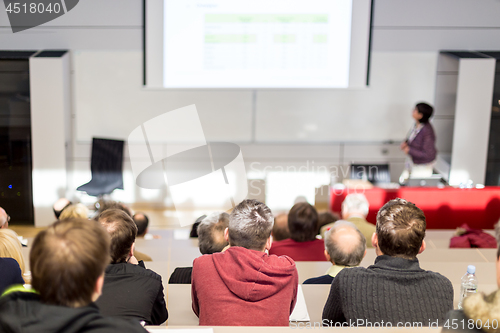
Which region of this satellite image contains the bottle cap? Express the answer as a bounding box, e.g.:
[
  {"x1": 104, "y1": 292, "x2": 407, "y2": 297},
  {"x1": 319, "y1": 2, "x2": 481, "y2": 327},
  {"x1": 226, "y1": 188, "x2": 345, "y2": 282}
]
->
[{"x1": 467, "y1": 265, "x2": 476, "y2": 274}]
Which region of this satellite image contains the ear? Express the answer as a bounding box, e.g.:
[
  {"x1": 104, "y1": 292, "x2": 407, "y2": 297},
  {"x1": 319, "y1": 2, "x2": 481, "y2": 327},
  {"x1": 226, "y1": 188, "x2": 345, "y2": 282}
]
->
[
  {"x1": 324, "y1": 249, "x2": 332, "y2": 263},
  {"x1": 224, "y1": 227, "x2": 229, "y2": 242},
  {"x1": 265, "y1": 235, "x2": 273, "y2": 252},
  {"x1": 363, "y1": 249, "x2": 367, "y2": 258},
  {"x1": 130, "y1": 242, "x2": 135, "y2": 258},
  {"x1": 372, "y1": 233, "x2": 383, "y2": 256},
  {"x1": 418, "y1": 240, "x2": 426, "y2": 254},
  {"x1": 371, "y1": 233, "x2": 378, "y2": 248},
  {"x1": 92, "y1": 273, "x2": 105, "y2": 302}
]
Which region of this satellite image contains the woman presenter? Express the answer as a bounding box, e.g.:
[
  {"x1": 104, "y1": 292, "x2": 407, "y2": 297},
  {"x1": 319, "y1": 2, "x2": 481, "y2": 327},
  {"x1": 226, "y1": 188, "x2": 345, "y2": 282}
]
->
[{"x1": 400, "y1": 102, "x2": 437, "y2": 183}]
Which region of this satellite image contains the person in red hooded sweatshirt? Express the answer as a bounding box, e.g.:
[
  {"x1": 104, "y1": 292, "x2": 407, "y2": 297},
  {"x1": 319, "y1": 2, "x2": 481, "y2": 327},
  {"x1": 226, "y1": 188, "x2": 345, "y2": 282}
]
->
[{"x1": 191, "y1": 199, "x2": 299, "y2": 326}]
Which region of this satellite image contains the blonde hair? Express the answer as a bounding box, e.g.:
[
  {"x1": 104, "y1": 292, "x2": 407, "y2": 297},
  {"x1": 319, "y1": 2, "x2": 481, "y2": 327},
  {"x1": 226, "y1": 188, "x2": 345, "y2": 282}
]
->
[
  {"x1": 0, "y1": 229, "x2": 26, "y2": 275},
  {"x1": 59, "y1": 203, "x2": 89, "y2": 220}
]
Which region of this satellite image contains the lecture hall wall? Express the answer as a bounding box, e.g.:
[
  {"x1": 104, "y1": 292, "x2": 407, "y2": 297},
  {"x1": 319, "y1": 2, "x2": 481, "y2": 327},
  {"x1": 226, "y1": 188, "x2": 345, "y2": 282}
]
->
[{"x1": 1, "y1": 0, "x2": 500, "y2": 213}]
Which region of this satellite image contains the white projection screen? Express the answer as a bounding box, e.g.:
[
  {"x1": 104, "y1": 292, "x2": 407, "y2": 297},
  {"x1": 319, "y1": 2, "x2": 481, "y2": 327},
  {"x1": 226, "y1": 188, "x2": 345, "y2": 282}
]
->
[{"x1": 145, "y1": 0, "x2": 372, "y2": 89}]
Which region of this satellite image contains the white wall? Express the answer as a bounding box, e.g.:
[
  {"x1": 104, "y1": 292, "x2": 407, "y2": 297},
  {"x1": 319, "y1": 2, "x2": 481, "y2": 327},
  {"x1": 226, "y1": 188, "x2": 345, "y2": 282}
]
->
[{"x1": 2, "y1": 0, "x2": 500, "y2": 209}]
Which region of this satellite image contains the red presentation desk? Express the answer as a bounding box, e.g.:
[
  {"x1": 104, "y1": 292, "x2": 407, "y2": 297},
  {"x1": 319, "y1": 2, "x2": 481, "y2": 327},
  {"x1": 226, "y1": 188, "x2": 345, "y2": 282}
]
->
[{"x1": 330, "y1": 186, "x2": 500, "y2": 229}]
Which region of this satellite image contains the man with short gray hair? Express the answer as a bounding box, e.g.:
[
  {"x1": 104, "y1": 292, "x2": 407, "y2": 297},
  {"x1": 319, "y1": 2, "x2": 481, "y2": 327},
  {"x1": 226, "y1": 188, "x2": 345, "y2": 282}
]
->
[
  {"x1": 321, "y1": 193, "x2": 375, "y2": 247},
  {"x1": 169, "y1": 212, "x2": 229, "y2": 284},
  {"x1": 191, "y1": 199, "x2": 298, "y2": 326},
  {"x1": 304, "y1": 221, "x2": 366, "y2": 284}
]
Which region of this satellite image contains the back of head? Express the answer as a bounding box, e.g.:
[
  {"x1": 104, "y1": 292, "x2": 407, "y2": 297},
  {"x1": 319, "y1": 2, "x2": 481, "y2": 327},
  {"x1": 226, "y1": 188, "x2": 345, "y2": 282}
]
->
[
  {"x1": 197, "y1": 212, "x2": 229, "y2": 254},
  {"x1": 0, "y1": 229, "x2": 25, "y2": 275},
  {"x1": 98, "y1": 209, "x2": 137, "y2": 263},
  {"x1": 272, "y1": 213, "x2": 291, "y2": 241},
  {"x1": 53, "y1": 198, "x2": 72, "y2": 219},
  {"x1": 288, "y1": 202, "x2": 318, "y2": 242},
  {"x1": 228, "y1": 199, "x2": 274, "y2": 251},
  {"x1": 324, "y1": 221, "x2": 366, "y2": 266},
  {"x1": 342, "y1": 193, "x2": 369, "y2": 218},
  {"x1": 376, "y1": 198, "x2": 426, "y2": 259},
  {"x1": 133, "y1": 213, "x2": 149, "y2": 237},
  {"x1": 0, "y1": 207, "x2": 8, "y2": 228},
  {"x1": 190, "y1": 215, "x2": 207, "y2": 238},
  {"x1": 30, "y1": 218, "x2": 110, "y2": 307},
  {"x1": 97, "y1": 200, "x2": 132, "y2": 217},
  {"x1": 59, "y1": 203, "x2": 89, "y2": 220},
  {"x1": 317, "y1": 211, "x2": 340, "y2": 235},
  {"x1": 416, "y1": 102, "x2": 434, "y2": 124}
]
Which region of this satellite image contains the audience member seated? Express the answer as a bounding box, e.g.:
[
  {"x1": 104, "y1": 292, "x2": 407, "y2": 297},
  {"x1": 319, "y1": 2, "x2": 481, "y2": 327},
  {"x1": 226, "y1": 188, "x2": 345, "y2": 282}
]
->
[
  {"x1": 190, "y1": 215, "x2": 207, "y2": 238},
  {"x1": 96, "y1": 200, "x2": 132, "y2": 217},
  {"x1": 317, "y1": 211, "x2": 340, "y2": 237},
  {"x1": 134, "y1": 212, "x2": 160, "y2": 240},
  {"x1": 272, "y1": 212, "x2": 291, "y2": 241},
  {"x1": 0, "y1": 229, "x2": 26, "y2": 276},
  {"x1": 0, "y1": 207, "x2": 9, "y2": 229},
  {"x1": 0, "y1": 229, "x2": 25, "y2": 294},
  {"x1": 443, "y1": 221, "x2": 500, "y2": 332},
  {"x1": 131, "y1": 212, "x2": 154, "y2": 262},
  {"x1": 52, "y1": 198, "x2": 72, "y2": 219},
  {"x1": 169, "y1": 212, "x2": 229, "y2": 284},
  {"x1": 191, "y1": 199, "x2": 298, "y2": 326},
  {"x1": 95, "y1": 209, "x2": 168, "y2": 325},
  {"x1": 59, "y1": 203, "x2": 89, "y2": 220},
  {"x1": 322, "y1": 198, "x2": 453, "y2": 326},
  {"x1": 0, "y1": 258, "x2": 24, "y2": 295},
  {"x1": 303, "y1": 221, "x2": 366, "y2": 284},
  {"x1": 269, "y1": 202, "x2": 327, "y2": 261},
  {"x1": 133, "y1": 212, "x2": 149, "y2": 238},
  {"x1": 0, "y1": 218, "x2": 147, "y2": 333},
  {"x1": 321, "y1": 193, "x2": 375, "y2": 247}
]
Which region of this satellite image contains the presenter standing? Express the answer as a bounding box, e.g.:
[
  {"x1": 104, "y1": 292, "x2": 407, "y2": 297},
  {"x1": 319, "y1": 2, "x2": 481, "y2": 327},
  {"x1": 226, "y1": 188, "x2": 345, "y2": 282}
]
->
[{"x1": 399, "y1": 102, "x2": 437, "y2": 183}]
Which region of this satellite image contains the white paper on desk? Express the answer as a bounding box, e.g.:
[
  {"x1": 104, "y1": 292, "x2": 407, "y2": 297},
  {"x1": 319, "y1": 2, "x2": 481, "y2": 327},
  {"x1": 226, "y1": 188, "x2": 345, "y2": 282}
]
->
[
  {"x1": 289, "y1": 285, "x2": 310, "y2": 322},
  {"x1": 148, "y1": 328, "x2": 213, "y2": 333}
]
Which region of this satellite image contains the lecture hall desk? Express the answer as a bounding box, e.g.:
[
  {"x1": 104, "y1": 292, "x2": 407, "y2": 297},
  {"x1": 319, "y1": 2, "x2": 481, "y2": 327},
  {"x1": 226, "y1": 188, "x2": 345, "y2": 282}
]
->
[{"x1": 330, "y1": 186, "x2": 500, "y2": 229}]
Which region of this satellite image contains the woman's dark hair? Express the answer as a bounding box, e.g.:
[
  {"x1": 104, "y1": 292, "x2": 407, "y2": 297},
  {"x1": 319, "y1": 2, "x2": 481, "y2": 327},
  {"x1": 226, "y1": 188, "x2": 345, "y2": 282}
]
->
[
  {"x1": 415, "y1": 102, "x2": 434, "y2": 124},
  {"x1": 288, "y1": 202, "x2": 319, "y2": 242}
]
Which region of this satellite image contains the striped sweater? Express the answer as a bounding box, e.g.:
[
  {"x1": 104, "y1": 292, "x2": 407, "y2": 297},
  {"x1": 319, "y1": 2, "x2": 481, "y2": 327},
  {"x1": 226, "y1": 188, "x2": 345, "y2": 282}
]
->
[{"x1": 322, "y1": 255, "x2": 453, "y2": 326}]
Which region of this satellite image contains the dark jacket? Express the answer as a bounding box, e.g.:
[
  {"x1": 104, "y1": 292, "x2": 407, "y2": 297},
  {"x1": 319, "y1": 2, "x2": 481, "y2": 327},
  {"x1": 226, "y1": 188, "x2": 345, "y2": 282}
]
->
[
  {"x1": 0, "y1": 258, "x2": 24, "y2": 295},
  {"x1": 192, "y1": 246, "x2": 298, "y2": 326},
  {"x1": 95, "y1": 262, "x2": 168, "y2": 325},
  {"x1": 168, "y1": 267, "x2": 192, "y2": 284},
  {"x1": 322, "y1": 255, "x2": 453, "y2": 326},
  {"x1": 408, "y1": 122, "x2": 437, "y2": 165},
  {"x1": 0, "y1": 291, "x2": 147, "y2": 333},
  {"x1": 303, "y1": 274, "x2": 334, "y2": 285}
]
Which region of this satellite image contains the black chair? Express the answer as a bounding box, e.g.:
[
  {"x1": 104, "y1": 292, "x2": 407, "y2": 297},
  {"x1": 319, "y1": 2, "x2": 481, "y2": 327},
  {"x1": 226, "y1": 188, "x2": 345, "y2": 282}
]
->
[
  {"x1": 350, "y1": 164, "x2": 390, "y2": 185},
  {"x1": 77, "y1": 138, "x2": 124, "y2": 197}
]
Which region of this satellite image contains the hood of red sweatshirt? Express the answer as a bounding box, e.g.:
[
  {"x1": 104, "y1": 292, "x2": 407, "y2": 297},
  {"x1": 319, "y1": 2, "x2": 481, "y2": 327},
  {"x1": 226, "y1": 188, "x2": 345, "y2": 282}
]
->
[{"x1": 211, "y1": 246, "x2": 297, "y2": 302}]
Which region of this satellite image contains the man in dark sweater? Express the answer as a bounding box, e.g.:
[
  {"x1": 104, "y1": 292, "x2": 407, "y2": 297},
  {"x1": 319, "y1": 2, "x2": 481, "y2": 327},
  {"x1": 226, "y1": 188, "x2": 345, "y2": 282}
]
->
[
  {"x1": 322, "y1": 198, "x2": 453, "y2": 327},
  {"x1": 96, "y1": 209, "x2": 168, "y2": 325},
  {"x1": 303, "y1": 221, "x2": 366, "y2": 284}
]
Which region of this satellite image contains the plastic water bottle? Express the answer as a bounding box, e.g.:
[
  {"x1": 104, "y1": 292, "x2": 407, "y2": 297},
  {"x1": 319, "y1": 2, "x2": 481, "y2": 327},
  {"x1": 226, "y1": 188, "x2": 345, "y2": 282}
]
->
[{"x1": 458, "y1": 265, "x2": 478, "y2": 310}]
